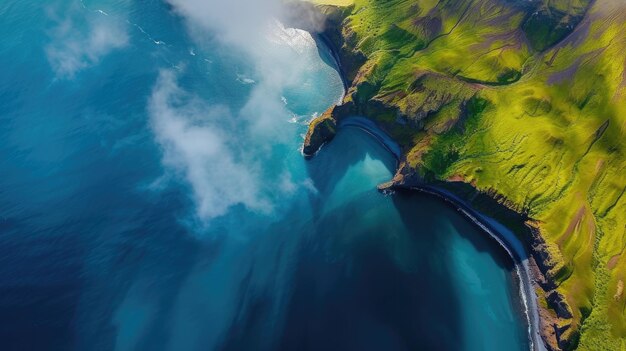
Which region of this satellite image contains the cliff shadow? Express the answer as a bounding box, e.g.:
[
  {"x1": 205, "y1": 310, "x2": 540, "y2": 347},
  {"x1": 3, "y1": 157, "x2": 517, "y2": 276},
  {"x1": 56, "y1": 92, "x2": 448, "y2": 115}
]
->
[
  {"x1": 304, "y1": 125, "x2": 396, "y2": 218},
  {"x1": 271, "y1": 193, "x2": 465, "y2": 351},
  {"x1": 392, "y1": 190, "x2": 517, "y2": 272},
  {"x1": 289, "y1": 126, "x2": 466, "y2": 350}
]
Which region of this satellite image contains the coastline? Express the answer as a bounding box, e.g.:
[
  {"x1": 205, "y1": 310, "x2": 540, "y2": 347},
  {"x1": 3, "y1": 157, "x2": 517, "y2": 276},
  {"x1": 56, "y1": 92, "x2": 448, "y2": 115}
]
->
[
  {"x1": 342, "y1": 116, "x2": 546, "y2": 351},
  {"x1": 339, "y1": 116, "x2": 402, "y2": 160},
  {"x1": 314, "y1": 33, "x2": 349, "y2": 94},
  {"x1": 307, "y1": 27, "x2": 547, "y2": 351},
  {"x1": 391, "y1": 184, "x2": 547, "y2": 351}
]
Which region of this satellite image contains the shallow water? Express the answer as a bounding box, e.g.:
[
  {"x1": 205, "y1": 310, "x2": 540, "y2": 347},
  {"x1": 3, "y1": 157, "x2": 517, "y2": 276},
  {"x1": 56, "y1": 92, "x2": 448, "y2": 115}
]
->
[{"x1": 0, "y1": 1, "x2": 528, "y2": 350}]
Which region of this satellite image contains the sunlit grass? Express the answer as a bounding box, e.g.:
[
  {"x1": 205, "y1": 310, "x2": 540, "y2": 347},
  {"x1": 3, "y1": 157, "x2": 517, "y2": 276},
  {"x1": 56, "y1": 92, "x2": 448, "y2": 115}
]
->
[{"x1": 310, "y1": 0, "x2": 353, "y2": 6}]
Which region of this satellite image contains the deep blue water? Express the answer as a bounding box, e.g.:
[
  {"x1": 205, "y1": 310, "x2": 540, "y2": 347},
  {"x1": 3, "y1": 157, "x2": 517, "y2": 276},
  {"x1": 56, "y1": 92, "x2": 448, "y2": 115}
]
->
[{"x1": 0, "y1": 1, "x2": 529, "y2": 350}]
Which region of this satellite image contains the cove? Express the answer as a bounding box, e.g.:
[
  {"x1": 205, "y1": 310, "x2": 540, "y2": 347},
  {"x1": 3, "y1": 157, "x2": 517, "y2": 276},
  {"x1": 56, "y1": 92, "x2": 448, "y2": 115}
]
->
[{"x1": 278, "y1": 125, "x2": 531, "y2": 351}]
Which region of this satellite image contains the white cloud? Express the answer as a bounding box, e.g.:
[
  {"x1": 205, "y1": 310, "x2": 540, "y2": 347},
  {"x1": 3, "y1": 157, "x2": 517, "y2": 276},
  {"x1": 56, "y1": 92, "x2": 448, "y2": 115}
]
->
[
  {"x1": 165, "y1": 0, "x2": 281, "y2": 49},
  {"x1": 148, "y1": 70, "x2": 273, "y2": 220},
  {"x1": 166, "y1": 0, "x2": 323, "y2": 111},
  {"x1": 45, "y1": 8, "x2": 128, "y2": 79},
  {"x1": 143, "y1": 0, "x2": 330, "y2": 222},
  {"x1": 143, "y1": 0, "x2": 337, "y2": 222}
]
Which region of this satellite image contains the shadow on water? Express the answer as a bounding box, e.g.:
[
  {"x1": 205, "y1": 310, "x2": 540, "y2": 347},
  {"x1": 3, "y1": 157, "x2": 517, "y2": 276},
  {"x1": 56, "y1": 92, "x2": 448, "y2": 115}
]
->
[
  {"x1": 273, "y1": 198, "x2": 465, "y2": 351},
  {"x1": 392, "y1": 191, "x2": 516, "y2": 272},
  {"x1": 228, "y1": 127, "x2": 465, "y2": 351},
  {"x1": 304, "y1": 126, "x2": 396, "y2": 211},
  {"x1": 245, "y1": 125, "x2": 526, "y2": 351}
]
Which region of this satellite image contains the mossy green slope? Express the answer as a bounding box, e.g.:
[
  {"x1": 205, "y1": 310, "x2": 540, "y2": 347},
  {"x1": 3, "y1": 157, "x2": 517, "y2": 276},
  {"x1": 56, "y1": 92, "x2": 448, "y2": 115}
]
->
[{"x1": 310, "y1": 0, "x2": 626, "y2": 349}]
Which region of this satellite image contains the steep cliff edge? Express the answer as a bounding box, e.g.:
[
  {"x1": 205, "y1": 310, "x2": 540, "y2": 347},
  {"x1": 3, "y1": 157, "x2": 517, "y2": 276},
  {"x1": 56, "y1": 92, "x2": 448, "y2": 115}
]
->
[
  {"x1": 301, "y1": 1, "x2": 626, "y2": 350},
  {"x1": 302, "y1": 108, "x2": 337, "y2": 158}
]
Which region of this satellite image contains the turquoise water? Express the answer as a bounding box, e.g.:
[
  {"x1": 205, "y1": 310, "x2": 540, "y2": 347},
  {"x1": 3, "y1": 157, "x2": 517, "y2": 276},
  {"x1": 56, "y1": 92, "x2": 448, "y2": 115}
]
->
[{"x1": 0, "y1": 1, "x2": 528, "y2": 350}]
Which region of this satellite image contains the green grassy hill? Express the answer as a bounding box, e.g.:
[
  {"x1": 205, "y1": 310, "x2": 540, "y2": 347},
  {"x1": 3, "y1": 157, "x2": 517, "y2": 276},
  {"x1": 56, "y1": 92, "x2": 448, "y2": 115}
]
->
[{"x1": 305, "y1": 0, "x2": 626, "y2": 349}]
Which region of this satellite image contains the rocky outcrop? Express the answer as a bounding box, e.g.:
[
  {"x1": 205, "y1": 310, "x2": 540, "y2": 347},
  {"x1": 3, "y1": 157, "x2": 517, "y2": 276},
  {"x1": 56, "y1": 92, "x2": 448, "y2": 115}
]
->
[
  {"x1": 526, "y1": 222, "x2": 581, "y2": 350},
  {"x1": 303, "y1": 99, "x2": 358, "y2": 157},
  {"x1": 302, "y1": 108, "x2": 337, "y2": 158},
  {"x1": 547, "y1": 290, "x2": 574, "y2": 319}
]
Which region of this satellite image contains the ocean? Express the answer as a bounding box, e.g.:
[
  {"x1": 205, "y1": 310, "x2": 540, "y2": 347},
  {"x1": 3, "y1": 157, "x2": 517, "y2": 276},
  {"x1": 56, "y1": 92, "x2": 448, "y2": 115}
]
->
[{"x1": 0, "y1": 1, "x2": 529, "y2": 350}]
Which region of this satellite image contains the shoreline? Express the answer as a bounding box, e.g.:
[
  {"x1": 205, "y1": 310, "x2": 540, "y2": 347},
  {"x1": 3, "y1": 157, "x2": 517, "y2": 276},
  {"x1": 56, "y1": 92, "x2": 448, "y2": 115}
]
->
[
  {"x1": 314, "y1": 33, "x2": 349, "y2": 95},
  {"x1": 393, "y1": 184, "x2": 546, "y2": 351},
  {"x1": 310, "y1": 27, "x2": 547, "y2": 351},
  {"x1": 339, "y1": 116, "x2": 402, "y2": 160}
]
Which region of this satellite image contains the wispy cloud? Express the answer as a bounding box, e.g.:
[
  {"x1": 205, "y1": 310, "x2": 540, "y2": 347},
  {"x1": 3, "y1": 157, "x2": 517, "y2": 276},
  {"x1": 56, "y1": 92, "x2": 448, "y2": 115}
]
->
[
  {"x1": 166, "y1": 0, "x2": 281, "y2": 48},
  {"x1": 148, "y1": 70, "x2": 272, "y2": 220},
  {"x1": 45, "y1": 6, "x2": 128, "y2": 79},
  {"x1": 145, "y1": 0, "x2": 327, "y2": 222}
]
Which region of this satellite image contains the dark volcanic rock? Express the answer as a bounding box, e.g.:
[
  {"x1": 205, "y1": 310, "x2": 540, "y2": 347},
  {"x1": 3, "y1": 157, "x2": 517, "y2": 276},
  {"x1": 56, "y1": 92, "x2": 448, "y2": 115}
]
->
[
  {"x1": 547, "y1": 290, "x2": 573, "y2": 319},
  {"x1": 303, "y1": 110, "x2": 337, "y2": 158}
]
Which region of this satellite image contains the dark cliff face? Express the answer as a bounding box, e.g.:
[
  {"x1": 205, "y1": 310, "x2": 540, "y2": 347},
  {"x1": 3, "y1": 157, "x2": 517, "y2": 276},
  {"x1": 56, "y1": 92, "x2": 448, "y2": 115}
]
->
[
  {"x1": 302, "y1": 110, "x2": 337, "y2": 158},
  {"x1": 317, "y1": 6, "x2": 366, "y2": 85}
]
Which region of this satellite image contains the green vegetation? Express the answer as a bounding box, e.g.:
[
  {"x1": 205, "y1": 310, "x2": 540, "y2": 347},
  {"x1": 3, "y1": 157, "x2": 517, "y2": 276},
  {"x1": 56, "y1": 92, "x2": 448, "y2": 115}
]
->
[
  {"x1": 311, "y1": 0, "x2": 626, "y2": 349},
  {"x1": 312, "y1": 0, "x2": 354, "y2": 5},
  {"x1": 523, "y1": 0, "x2": 589, "y2": 51}
]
